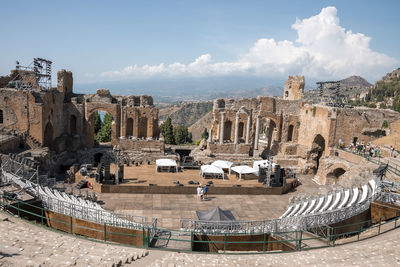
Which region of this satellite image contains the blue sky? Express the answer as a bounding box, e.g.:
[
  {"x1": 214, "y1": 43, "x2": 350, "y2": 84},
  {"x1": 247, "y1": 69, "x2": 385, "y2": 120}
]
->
[{"x1": 0, "y1": 0, "x2": 399, "y2": 94}]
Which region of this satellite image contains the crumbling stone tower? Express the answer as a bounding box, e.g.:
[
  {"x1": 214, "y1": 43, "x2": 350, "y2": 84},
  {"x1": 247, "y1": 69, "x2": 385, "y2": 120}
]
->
[
  {"x1": 283, "y1": 75, "x2": 305, "y2": 100},
  {"x1": 57, "y1": 70, "x2": 73, "y2": 100}
]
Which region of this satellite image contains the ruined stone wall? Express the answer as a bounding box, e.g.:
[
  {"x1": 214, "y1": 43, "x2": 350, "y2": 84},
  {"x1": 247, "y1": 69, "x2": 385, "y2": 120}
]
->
[
  {"x1": 0, "y1": 89, "x2": 30, "y2": 132},
  {"x1": 0, "y1": 69, "x2": 160, "y2": 153},
  {"x1": 82, "y1": 90, "x2": 159, "y2": 148},
  {"x1": 283, "y1": 75, "x2": 305, "y2": 100},
  {"x1": 0, "y1": 135, "x2": 20, "y2": 153},
  {"x1": 39, "y1": 89, "x2": 66, "y2": 146},
  {"x1": 57, "y1": 70, "x2": 73, "y2": 99},
  {"x1": 333, "y1": 108, "x2": 400, "y2": 145},
  {"x1": 208, "y1": 92, "x2": 302, "y2": 157},
  {"x1": 275, "y1": 99, "x2": 302, "y2": 115},
  {"x1": 84, "y1": 94, "x2": 121, "y2": 147},
  {"x1": 297, "y1": 105, "x2": 333, "y2": 156},
  {"x1": 121, "y1": 106, "x2": 158, "y2": 139},
  {"x1": 207, "y1": 143, "x2": 252, "y2": 155},
  {"x1": 118, "y1": 139, "x2": 164, "y2": 152}
]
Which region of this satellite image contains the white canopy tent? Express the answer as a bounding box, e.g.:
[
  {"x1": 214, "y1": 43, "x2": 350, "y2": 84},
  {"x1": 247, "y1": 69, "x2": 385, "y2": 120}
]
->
[
  {"x1": 211, "y1": 160, "x2": 233, "y2": 174},
  {"x1": 253, "y1": 160, "x2": 276, "y2": 172},
  {"x1": 156, "y1": 159, "x2": 178, "y2": 172},
  {"x1": 200, "y1": 165, "x2": 224, "y2": 179},
  {"x1": 231, "y1": 165, "x2": 258, "y2": 180}
]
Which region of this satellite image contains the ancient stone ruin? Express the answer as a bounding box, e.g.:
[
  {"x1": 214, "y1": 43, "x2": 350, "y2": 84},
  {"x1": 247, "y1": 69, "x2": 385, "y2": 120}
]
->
[{"x1": 1, "y1": 64, "x2": 400, "y2": 184}]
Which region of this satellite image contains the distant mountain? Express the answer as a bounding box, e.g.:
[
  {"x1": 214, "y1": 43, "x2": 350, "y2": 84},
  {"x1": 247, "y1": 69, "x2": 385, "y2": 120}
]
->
[
  {"x1": 74, "y1": 75, "x2": 285, "y2": 103},
  {"x1": 379, "y1": 68, "x2": 400, "y2": 83},
  {"x1": 341, "y1": 75, "x2": 372, "y2": 88},
  {"x1": 207, "y1": 85, "x2": 283, "y2": 99},
  {"x1": 366, "y1": 68, "x2": 400, "y2": 110},
  {"x1": 303, "y1": 75, "x2": 372, "y2": 102},
  {"x1": 159, "y1": 101, "x2": 213, "y2": 126},
  {"x1": 188, "y1": 111, "x2": 214, "y2": 140}
]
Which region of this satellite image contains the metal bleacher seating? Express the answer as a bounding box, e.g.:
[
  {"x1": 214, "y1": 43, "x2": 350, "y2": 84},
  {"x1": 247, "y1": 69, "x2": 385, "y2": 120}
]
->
[{"x1": 279, "y1": 178, "x2": 378, "y2": 220}]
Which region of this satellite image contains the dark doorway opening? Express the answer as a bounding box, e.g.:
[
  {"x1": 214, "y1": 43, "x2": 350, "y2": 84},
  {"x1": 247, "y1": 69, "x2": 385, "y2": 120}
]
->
[
  {"x1": 311, "y1": 134, "x2": 326, "y2": 174},
  {"x1": 70, "y1": 115, "x2": 77, "y2": 135},
  {"x1": 94, "y1": 153, "x2": 103, "y2": 165},
  {"x1": 44, "y1": 122, "x2": 54, "y2": 147},
  {"x1": 223, "y1": 121, "x2": 232, "y2": 141},
  {"x1": 126, "y1": 118, "x2": 133, "y2": 137},
  {"x1": 287, "y1": 125, "x2": 294, "y2": 142}
]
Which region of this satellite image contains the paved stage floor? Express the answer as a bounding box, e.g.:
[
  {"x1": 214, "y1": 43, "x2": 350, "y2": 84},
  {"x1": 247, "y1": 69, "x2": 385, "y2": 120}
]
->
[
  {"x1": 98, "y1": 174, "x2": 321, "y2": 228},
  {"x1": 114, "y1": 164, "x2": 268, "y2": 187}
]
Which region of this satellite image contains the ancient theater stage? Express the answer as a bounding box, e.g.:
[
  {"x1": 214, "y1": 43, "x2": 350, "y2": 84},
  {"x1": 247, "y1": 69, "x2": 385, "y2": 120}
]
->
[
  {"x1": 89, "y1": 163, "x2": 299, "y2": 195},
  {"x1": 88, "y1": 165, "x2": 321, "y2": 229},
  {"x1": 119, "y1": 164, "x2": 267, "y2": 187}
]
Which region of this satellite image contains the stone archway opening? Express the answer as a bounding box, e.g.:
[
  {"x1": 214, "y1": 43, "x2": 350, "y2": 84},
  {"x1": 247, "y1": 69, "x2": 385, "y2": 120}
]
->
[
  {"x1": 90, "y1": 110, "x2": 114, "y2": 146},
  {"x1": 126, "y1": 118, "x2": 133, "y2": 137},
  {"x1": 259, "y1": 118, "x2": 277, "y2": 157},
  {"x1": 138, "y1": 117, "x2": 148, "y2": 138},
  {"x1": 223, "y1": 120, "x2": 232, "y2": 141},
  {"x1": 326, "y1": 167, "x2": 346, "y2": 184},
  {"x1": 310, "y1": 134, "x2": 326, "y2": 174},
  {"x1": 287, "y1": 125, "x2": 294, "y2": 142},
  {"x1": 238, "y1": 122, "x2": 244, "y2": 139},
  {"x1": 43, "y1": 122, "x2": 54, "y2": 147}
]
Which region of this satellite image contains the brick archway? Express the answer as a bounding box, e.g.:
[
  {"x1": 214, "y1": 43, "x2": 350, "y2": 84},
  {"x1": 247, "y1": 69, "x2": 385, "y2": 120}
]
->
[
  {"x1": 258, "y1": 117, "x2": 278, "y2": 157},
  {"x1": 86, "y1": 106, "x2": 120, "y2": 147}
]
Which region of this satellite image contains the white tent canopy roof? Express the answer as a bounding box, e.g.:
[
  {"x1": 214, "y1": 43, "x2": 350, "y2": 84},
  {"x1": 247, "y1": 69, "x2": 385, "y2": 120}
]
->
[
  {"x1": 211, "y1": 160, "x2": 233, "y2": 169},
  {"x1": 253, "y1": 160, "x2": 276, "y2": 171},
  {"x1": 201, "y1": 165, "x2": 224, "y2": 175},
  {"x1": 156, "y1": 159, "x2": 177, "y2": 167},
  {"x1": 231, "y1": 165, "x2": 258, "y2": 175}
]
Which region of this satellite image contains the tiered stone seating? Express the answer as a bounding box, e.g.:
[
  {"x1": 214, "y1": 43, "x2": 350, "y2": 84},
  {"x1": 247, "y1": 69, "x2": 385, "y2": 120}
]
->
[
  {"x1": 0, "y1": 213, "x2": 149, "y2": 267},
  {"x1": 149, "y1": 225, "x2": 400, "y2": 266}
]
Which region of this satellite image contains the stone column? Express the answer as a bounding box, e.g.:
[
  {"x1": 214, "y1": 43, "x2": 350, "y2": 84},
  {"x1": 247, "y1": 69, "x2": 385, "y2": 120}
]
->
[
  {"x1": 147, "y1": 115, "x2": 153, "y2": 140},
  {"x1": 245, "y1": 113, "x2": 251, "y2": 144},
  {"x1": 134, "y1": 109, "x2": 139, "y2": 138},
  {"x1": 253, "y1": 114, "x2": 260, "y2": 157},
  {"x1": 208, "y1": 128, "x2": 213, "y2": 142},
  {"x1": 234, "y1": 112, "x2": 240, "y2": 144},
  {"x1": 121, "y1": 107, "x2": 126, "y2": 137},
  {"x1": 219, "y1": 112, "x2": 225, "y2": 144}
]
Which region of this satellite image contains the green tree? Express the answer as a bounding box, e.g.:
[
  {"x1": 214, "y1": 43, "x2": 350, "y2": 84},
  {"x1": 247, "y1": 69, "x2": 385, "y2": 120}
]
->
[
  {"x1": 382, "y1": 120, "x2": 389, "y2": 129},
  {"x1": 160, "y1": 117, "x2": 175, "y2": 144},
  {"x1": 201, "y1": 128, "x2": 209, "y2": 140},
  {"x1": 94, "y1": 112, "x2": 103, "y2": 134},
  {"x1": 188, "y1": 132, "x2": 193, "y2": 143},
  {"x1": 173, "y1": 125, "x2": 192, "y2": 144},
  {"x1": 95, "y1": 112, "x2": 112, "y2": 143}
]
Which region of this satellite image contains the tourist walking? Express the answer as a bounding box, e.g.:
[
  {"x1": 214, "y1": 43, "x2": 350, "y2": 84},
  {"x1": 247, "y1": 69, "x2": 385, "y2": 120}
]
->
[
  {"x1": 197, "y1": 185, "x2": 202, "y2": 201},
  {"x1": 203, "y1": 185, "x2": 208, "y2": 200},
  {"x1": 390, "y1": 146, "x2": 395, "y2": 157}
]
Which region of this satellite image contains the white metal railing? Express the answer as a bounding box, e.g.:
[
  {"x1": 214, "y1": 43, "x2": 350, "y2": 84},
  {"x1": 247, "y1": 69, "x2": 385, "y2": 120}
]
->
[
  {"x1": 1, "y1": 156, "x2": 155, "y2": 230},
  {"x1": 1, "y1": 154, "x2": 386, "y2": 235},
  {"x1": 180, "y1": 180, "x2": 381, "y2": 235}
]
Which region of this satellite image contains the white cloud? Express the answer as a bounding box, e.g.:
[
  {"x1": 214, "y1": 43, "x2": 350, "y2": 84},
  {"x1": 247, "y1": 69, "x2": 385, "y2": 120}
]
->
[{"x1": 98, "y1": 6, "x2": 397, "y2": 81}]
